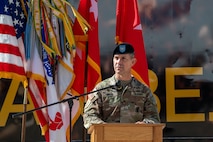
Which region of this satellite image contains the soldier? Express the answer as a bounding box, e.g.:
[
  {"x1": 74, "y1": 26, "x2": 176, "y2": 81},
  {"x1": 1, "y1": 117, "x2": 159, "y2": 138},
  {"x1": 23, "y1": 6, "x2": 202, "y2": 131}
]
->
[{"x1": 83, "y1": 43, "x2": 160, "y2": 129}]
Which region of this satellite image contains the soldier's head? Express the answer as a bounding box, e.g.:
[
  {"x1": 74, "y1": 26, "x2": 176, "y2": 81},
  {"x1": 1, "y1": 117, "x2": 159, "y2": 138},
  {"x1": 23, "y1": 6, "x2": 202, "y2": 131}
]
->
[{"x1": 113, "y1": 43, "x2": 137, "y2": 77}]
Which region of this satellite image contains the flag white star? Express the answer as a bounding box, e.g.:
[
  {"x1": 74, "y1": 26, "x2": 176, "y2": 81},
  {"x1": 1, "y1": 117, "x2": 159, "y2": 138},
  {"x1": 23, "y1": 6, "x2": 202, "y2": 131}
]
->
[
  {"x1": 9, "y1": 0, "x2": 14, "y2": 4},
  {"x1": 20, "y1": 12, "x2": 25, "y2": 19},
  {"x1": 13, "y1": 18, "x2": 19, "y2": 26},
  {"x1": 4, "y1": 5, "x2": 9, "y2": 12},
  {"x1": 19, "y1": 21, "x2": 23, "y2": 28},
  {"x1": 90, "y1": 0, "x2": 98, "y2": 22},
  {"x1": 16, "y1": 1, "x2": 20, "y2": 7},
  {"x1": 14, "y1": 9, "x2": 18, "y2": 16},
  {"x1": 134, "y1": 24, "x2": 142, "y2": 31}
]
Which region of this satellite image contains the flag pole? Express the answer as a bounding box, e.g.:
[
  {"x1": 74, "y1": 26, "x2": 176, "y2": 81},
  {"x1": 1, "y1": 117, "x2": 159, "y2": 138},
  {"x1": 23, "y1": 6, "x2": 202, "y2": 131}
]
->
[
  {"x1": 20, "y1": 1, "x2": 28, "y2": 141},
  {"x1": 82, "y1": 41, "x2": 89, "y2": 142},
  {"x1": 68, "y1": 98, "x2": 73, "y2": 142},
  {"x1": 21, "y1": 86, "x2": 28, "y2": 142}
]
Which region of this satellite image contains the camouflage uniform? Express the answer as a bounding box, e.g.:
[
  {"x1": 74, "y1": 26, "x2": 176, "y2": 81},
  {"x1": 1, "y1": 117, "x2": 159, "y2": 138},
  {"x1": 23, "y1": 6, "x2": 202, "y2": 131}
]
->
[{"x1": 83, "y1": 75, "x2": 160, "y2": 129}]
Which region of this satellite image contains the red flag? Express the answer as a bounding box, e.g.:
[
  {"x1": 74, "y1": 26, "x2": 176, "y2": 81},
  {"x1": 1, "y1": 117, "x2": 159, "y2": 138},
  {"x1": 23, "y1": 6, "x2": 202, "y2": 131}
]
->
[
  {"x1": 72, "y1": 0, "x2": 101, "y2": 94},
  {"x1": 86, "y1": 0, "x2": 102, "y2": 92},
  {"x1": 71, "y1": 1, "x2": 88, "y2": 124},
  {"x1": 116, "y1": 0, "x2": 149, "y2": 86}
]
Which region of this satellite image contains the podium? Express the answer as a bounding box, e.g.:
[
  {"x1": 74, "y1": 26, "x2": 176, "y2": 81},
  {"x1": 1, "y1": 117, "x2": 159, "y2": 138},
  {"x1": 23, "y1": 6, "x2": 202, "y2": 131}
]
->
[{"x1": 88, "y1": 123, "x2": 165, "y2": 142}]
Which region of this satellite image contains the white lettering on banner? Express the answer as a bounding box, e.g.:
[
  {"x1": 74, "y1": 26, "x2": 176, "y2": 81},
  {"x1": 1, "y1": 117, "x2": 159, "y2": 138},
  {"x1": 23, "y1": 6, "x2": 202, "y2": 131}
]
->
[{"x1": 42, "y1": 48, "x2": 54, "y2": 85}]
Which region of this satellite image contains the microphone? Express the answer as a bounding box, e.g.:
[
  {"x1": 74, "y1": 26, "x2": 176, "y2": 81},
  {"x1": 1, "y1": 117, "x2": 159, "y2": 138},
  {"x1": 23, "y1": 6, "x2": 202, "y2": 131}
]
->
[{"x1": 115, "y1": 80, "x2": 123, "y2": 91}]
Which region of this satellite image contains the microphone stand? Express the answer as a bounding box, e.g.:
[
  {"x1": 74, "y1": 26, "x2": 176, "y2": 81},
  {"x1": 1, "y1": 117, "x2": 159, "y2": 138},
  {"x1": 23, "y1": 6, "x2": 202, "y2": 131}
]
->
[
  {"x1": 12, "y1": 84, "x2": 117, "y2": 141},
  {"x1": 67, "y1": 97, "x2": 73, "y2": 142}
]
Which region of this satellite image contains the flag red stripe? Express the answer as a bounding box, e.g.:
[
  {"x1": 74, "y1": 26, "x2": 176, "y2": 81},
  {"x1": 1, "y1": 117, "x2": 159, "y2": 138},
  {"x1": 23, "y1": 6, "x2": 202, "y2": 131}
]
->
[
  {"x1": 0, "y1": 44, "x2": 22, "y2": 56},
  {"x1": 0, "y1": 62, "x2": 25, "y2": 75},
  {"x1": 0, "y1": 24, "x2": 16, "y2": 36}
]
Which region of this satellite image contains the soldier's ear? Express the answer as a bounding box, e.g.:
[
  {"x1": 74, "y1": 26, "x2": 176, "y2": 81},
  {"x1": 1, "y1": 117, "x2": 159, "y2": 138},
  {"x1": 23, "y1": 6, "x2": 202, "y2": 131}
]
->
[{"x1": 132, "y1": 58, "x2": 137, "y2": 66}]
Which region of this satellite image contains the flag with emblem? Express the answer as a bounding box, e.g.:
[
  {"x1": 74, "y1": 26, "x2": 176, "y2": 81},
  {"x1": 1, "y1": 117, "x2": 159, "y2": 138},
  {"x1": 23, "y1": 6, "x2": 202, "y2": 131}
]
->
[
  {"x1": 115, "y1": 0, "x2": 149, "y2": 86},
  {"x1": 72, "y1": 0, "x2": 101, "y2": 98},
  {"x1": 41, "y1": 30, "x2": 68, "y2": 142},
  {"x1": 0, "y1": 0, "x2": 27, "y2": 87},
  {"x1": 39, "y1": 5, "x2": 71, "y2": 142},
  {"x1": 83, "y1": 0, "x2": 102, "y2": 92},
  {"x1": 42, "y1": 49, "x2": 68, "y2": 142}
]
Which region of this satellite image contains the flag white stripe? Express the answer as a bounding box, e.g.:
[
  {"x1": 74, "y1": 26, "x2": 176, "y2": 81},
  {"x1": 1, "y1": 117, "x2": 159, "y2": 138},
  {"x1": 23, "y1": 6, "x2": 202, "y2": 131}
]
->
[
  {"x1": 0, "y1": 34, "x2": 18, "y2": 47},
  {"x1": 0, "y1": 14, "x2": 14, "y2": 26},
  {"x1": 0, "y1": 53, "x2": 23, "y2": 67}
]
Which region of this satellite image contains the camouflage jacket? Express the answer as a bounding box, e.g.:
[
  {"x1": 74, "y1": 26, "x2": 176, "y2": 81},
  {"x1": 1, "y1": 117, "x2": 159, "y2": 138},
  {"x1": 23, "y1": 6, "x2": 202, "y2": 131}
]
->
[{"x1": 83, "y1": 75, "x2": 160, "y2": 129}]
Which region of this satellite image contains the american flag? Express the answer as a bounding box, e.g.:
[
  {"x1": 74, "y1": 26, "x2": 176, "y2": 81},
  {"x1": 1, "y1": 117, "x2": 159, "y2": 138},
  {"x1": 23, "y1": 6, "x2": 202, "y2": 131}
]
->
[{"x1": 0, "y1": 0, "x2": 28, "y2": 86}]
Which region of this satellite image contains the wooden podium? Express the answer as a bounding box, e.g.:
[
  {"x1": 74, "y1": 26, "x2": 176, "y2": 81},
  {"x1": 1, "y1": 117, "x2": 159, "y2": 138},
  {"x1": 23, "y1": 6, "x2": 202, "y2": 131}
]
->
[{"x1": 88, "y1": 123, "x2": 165, "y2": 142}]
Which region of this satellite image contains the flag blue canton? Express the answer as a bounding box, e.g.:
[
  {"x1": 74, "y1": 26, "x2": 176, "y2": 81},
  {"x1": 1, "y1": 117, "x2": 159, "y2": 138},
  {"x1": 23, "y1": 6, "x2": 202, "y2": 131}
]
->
[
  {"x1": 0, "y1": 1, "x2": 9, "y2": 14},
  {"x1": 1, "y1": 0, "x2": 28, "y2": 38}
]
